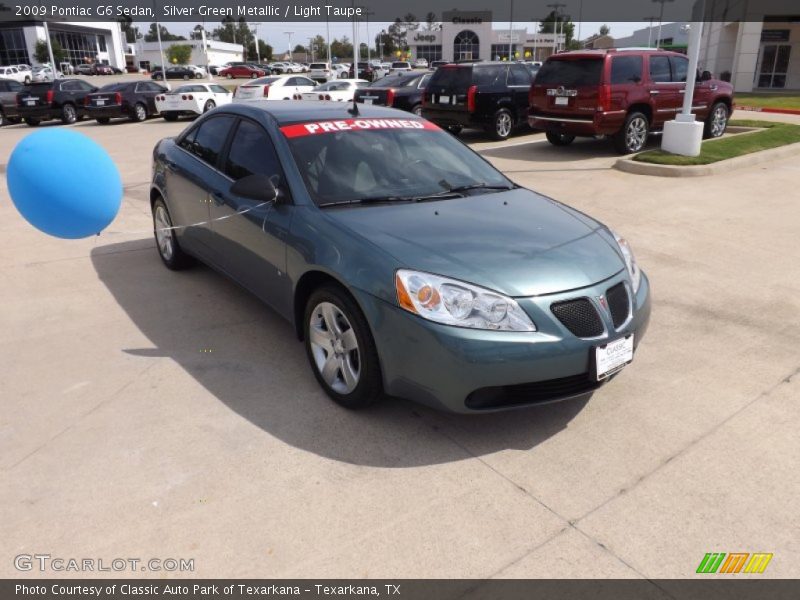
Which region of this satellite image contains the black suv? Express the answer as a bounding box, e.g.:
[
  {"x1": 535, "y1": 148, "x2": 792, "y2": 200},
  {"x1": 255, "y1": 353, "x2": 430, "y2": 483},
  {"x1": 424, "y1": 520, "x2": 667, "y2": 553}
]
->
[
  {"x1": 354, "y1": 72, "x2": 432, "y2": 115},
  {"x1": 422, "y1": 62, "x2": 533, "y2": 139},
  {"x1": 16, "y1": 79, "x2": 98, "y2": 126}
]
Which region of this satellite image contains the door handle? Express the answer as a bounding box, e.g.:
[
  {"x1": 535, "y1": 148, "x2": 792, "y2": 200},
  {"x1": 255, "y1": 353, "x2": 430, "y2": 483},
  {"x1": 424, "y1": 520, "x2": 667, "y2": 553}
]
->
[
  {"x1": 710, "y1": 85, "x2": 718, "y2": 91},
  {"x1": 679, "y1": 89, "x2": 685, "y2": 93},
  {"x1": 649, "y1": 90, "x2": 660, "y2": 95},
  {"x1": 211, "y1": 191, "x2": 225, "y2": 206}
]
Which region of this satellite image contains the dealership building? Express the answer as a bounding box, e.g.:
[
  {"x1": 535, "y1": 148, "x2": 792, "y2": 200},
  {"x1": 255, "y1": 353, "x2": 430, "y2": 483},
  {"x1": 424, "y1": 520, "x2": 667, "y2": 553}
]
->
[
  {"x1": 406, "y1": 10, "x2": 564, "y2": 63},
  {"x1": 133, "y1": 40, "x2": 244, "y2": 71},
  {"x1": 0, "y1": 21, "x2": 126, "y2": 68}
]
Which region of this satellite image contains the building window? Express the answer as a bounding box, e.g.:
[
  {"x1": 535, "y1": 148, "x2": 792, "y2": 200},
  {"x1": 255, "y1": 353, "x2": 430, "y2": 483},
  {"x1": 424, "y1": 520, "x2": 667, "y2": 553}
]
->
[
  {"x1": 51, "y1": 29, "x2": 103, "y2": 66},
  {"x1": 415, "y1": 45, "x2": 442, "y2": 62},
  {"x1": 453, "y1": 30, "x2": 479, "y2": 61},
  {"x1": 0, "y1": 28, "x2": 31, "y2": 66},
  {"x1": 97, "y1": 35, "x2": 107, "y2": 52},
  {"x1": 758, "y1": 44, "x2": 791, "y2": 88},
  {"x1": 491, "y1": 44, "x2": 517, "y2": 61}
]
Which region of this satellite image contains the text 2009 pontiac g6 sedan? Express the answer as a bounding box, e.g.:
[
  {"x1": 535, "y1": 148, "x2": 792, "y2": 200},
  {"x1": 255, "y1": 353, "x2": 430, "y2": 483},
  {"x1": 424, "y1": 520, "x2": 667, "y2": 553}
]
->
[{"x1": 150, "y1": 102, "x2": 650, "y2": 413}]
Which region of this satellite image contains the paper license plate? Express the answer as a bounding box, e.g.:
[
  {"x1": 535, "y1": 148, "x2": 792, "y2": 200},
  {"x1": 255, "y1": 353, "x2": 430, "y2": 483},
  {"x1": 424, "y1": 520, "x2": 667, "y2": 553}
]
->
[
  {"x1": 96, "y1": 99, "x2": 105, "y2": 106},
  {"x1": 595, "y1": 335, "x2": 634, "y2": 380},
  {"x1": 439, "y1": 95, "x2": 451, "y2": 104},
  {"x1": 26, "y1": 100, "x2": 35, "y2": 106},
  {"x1": 555, "y1": 96, "x2": 569, "y2": 106},
  {"x1": 362, "y1": 99, "x2": 373, "y2": 105}
]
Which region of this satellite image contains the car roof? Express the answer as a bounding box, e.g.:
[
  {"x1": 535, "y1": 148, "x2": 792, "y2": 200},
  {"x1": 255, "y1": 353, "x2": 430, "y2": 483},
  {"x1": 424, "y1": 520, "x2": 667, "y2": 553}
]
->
[
  {"x1": 221, "y1": 100, "x2": 412, "y2": 125},
  {"x1": 549, "y1": 49, "x2": 687, "y2": 59}
]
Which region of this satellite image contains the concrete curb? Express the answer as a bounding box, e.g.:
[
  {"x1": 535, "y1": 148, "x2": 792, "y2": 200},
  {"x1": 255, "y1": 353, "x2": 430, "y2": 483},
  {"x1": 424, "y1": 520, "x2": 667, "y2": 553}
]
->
[
  {"x1": 614, "y1": 140, "x2": 800, "y2": 178},
  {"x1": 735, "y1": 105, "x2": 800, "y2": 116}
]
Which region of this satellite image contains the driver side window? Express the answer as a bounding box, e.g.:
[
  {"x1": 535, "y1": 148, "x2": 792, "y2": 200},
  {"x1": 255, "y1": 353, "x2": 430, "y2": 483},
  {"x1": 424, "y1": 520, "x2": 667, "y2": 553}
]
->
[{"x1": 224, "y1": 119, "x2": 283, "y2": 184}]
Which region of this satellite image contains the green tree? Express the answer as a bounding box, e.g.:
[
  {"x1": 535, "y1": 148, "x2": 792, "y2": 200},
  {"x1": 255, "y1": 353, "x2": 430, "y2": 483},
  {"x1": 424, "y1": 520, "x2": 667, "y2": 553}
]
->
[
  {"x1": 212, "y1": 17, "x2": 254, "y2": 60},
  {"x1": 189, "y1": 24, "x2": 205, "y2": 41},
  {"x1": 309, "y1": 35, "x2": 327, "y2": 59},
  {"x1": 387, "y1": 14, "x2": 419, "y2": 51},
  {"x1": 424, "y1": 12, "x2": 441, "y2": 31},
  {"x1": 330, "y1": 37, "x2": 353, "y2": 61},
  {"x1": 376, "y1": 31, "x2": 396, "y2": 58},
  {"x1": 118, "y1": 16, "x2": 141, "y2": 43},
  {"x1": 34, "y1": 39, "x2": 65, "y2": 64},
  {"x1": 599, "y1": 24, "x2": 611, "y2": 36},
  {"x1": 167, "y1": 44, "x2": 192, "y2": 65},
  {"x1": 247, "y1": 39, "x2": 273, "y2": 62},
  {"x1": 539, "y1": 10, "x2": 575, "y2": 47},
  {"x1": 293, "y1": 43, "x2": 306, "y2": 54},
  {"x1": 144, "y1": 23, "x2": 186, "y2": 42}
]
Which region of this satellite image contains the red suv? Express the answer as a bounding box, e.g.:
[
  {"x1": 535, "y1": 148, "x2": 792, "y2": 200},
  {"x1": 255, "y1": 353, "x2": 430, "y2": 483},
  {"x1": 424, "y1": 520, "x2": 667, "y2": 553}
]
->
[{"x1": 528, "y1": 49, "x2": 734, "y2": 154}]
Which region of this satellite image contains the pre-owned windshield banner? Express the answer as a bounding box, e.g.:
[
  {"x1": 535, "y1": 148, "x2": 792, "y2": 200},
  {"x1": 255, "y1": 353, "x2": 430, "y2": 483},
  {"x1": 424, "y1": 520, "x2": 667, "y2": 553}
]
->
[{"x1": 280, "y1": 118, "x2": 440, "y2": 138}]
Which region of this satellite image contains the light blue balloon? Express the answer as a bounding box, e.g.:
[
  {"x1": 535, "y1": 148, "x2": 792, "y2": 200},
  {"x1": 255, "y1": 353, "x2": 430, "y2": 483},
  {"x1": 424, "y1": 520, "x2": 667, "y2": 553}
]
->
[{"x1": 7, "y1": 129, "x2": 122, "y2": 239}]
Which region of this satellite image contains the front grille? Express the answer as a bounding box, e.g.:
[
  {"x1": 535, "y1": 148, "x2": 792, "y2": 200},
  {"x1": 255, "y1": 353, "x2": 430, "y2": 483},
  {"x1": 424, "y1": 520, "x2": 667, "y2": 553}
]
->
[
  {"x1": 606, "y1": 282, "x2": 630, "y2": 328},
  {"x1": 466, "y1": 374, "x2": 602, "y2": 409},
  {"x1": 551, "y1": 298, "x2": 604, "y2": 338}
]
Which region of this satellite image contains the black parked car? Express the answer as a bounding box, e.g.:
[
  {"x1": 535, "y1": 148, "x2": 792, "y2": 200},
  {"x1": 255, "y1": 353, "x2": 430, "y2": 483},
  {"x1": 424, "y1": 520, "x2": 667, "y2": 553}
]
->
[
  {"x1": 16, "y1": 79, "x2": 98, "y2": 126},
  {"x1": 347, "y1": 61, "x2": 376, "y2": 82},
  {"x1": 152, "y1": 66, "x2": 195, "y2": 81},
  {"x1": 84, "y1": 80, "x2": 169, "y2": 124},
  {"x1": 354, "y1": 72, "x2": 432, "y2": 116},
  {"x1": 0, "y1": 78, "x2": 24, "y2": 126},
  {"x1": 422, "y1": 62, "x2": 533, "y2": 140}
]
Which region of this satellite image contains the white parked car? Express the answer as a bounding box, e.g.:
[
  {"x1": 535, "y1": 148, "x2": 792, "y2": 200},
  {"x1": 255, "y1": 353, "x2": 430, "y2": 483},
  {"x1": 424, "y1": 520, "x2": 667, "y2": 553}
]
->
[
  {"x1": 186, "y1": 65, "x2": 207, "y2": 78},
  {"x1": 413, "y1": 58, "x2": 429, "y2": 68},
  {"x1": 233, "y1": 75, "x2": 317, "y2": 101},
  {"x1": 0, "y1": 66, "x2": 29, "y2": 84},
  {"x1": 390, "y1": 61, "x2": 413, "y2": 73},
  {"x1": 155, "y1": 83, "x2": 232, "y2": 120},
  {"x1": 31, "y1": 66, "x2": 59, "y2": 82},
  {"x1": 308, "y1": 62, "x2": 333, "y2": 82},
  {"x1": 331, "y1": 64, "x2": 349, "y2": 79},
  {"x1": 298, "y1": 79, "x2": 368, "y2": 102}
]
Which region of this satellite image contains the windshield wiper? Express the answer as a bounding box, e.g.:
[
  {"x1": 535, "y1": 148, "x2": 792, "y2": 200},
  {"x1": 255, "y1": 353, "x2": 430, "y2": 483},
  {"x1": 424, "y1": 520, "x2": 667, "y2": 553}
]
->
[
  {"x1": 318, "y1": 195, "x2": 413, "y2": 208},
  {"x1": 443, "y1": 182, "x2": 517, "y2": 194}
]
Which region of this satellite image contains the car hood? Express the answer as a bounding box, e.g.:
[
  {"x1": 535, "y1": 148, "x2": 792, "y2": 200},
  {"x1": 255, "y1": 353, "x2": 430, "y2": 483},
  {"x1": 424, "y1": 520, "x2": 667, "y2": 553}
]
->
[{"x1": 323, "y1": 188, "x2": 624, "y2": 297}]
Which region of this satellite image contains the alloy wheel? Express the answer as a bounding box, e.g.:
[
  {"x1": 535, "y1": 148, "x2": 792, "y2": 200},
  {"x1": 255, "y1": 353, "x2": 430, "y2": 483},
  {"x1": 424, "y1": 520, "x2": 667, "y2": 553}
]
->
[
  {"x1": 496, "y1": 112, "x2": 512, "y2": 138},
  {"x1": 154, "y1": 205, "x2": 175, "y2": 261},
  {"x1": 63, "y1": 104, "x2": 76, "y2": 124},
  {"x1": 710, "y1": 105, "x2": 728, "y2": 137},
  {"x1": 626, "y1": 116, "x2": 647, "y2": 152},
  {"x1": 308, "y1": 302, "x2": 361, "y2": 395},
  {"x1": 135, "y1": 104, "x2": 146, "y2": 121}
]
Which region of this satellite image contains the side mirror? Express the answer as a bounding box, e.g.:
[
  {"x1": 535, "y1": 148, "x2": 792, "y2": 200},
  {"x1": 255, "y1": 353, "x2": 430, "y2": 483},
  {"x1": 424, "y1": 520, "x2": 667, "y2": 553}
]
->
[{"x1": 229, "y1": 173, "x2": 280, "y2": 203}]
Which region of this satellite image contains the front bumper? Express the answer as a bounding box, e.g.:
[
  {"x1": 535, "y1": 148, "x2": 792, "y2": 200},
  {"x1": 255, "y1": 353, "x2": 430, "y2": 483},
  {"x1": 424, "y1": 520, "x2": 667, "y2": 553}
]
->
[{"x1": 353, "y1": 271, "x2": 651, "y2": 413}]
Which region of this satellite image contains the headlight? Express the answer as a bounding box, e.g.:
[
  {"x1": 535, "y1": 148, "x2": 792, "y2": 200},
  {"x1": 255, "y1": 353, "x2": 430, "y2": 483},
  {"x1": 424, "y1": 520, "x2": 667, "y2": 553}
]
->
[
  {"x1": 612, "y1": 231, "x2": 642, "y2": 293},
  {"x1": 395, "y1": 270, "x2": 536, "y2": 332}
]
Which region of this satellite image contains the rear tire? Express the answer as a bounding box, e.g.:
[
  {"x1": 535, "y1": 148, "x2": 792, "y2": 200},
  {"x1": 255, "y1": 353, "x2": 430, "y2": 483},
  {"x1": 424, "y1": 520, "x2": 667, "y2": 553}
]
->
[
  {"x1": 131, "y1": 102, "x2": 147, "y2": 122},
  {"x1": 182, "y1": 74, "x2": 189, "y2": 80},
  {"x1": 226, "y1": 73, "x2": 233, "y2": 79},
  {"x1": 0, "y1": 111, "x2": 5, "y2": 127},
  {"x1": 152, "y1": 198, "x2": 195, "y2": 271},
  {"x1": 546, "y1": 131, "x2": 576, "y2": 146},
  {"x1": 304, "y1": 286, "x2": 382, "y2": 410},
  {"x1": 25, "y1": 117, "x2": 40, "y2": 126},
  {"x1": 445, "y1": 124, "x2": 463, "y2": 135},
  {"x1": 613, "y1": 111, "x2": 649, "y2": 154},
  {"x1": 250, "y1": 73, "x2": 257, "y2": 79},
  {"x1": 704, "y1": 101, "x2": 729, "y2": 139},
  {"x1": 96, "y1": 117, "x2": 111, "y2": 125},
  {"x1": 489, "y1": 108, "x2": 513, "y2": 140},
  {"x1": 61, "y1": 103, "x2": 77, "y2": 125},
  {"x1": 411, "y1": 103, "x2": 423, "y2": 116}
]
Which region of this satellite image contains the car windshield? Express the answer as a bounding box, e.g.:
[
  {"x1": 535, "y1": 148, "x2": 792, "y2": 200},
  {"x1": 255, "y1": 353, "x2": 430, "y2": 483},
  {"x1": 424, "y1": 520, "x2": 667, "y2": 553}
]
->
[
  {"x1": 310, "y1": 64, "x2": 328, "y2": 69},
  {"x1": 250, "y1": 77, "x2": 280, "y2": 85},
  {"x1": 316, "y1": 81, "x2": 355, "y2": 91},
  {"x1": 370, "y1": 74, "x2": 415, "y2": 87},
  {"x1": 535, "y1": 58, "x2": 603, "y2": 86},
  {"x1": 283, "y1": 120, "x2": 512, "y2": 206},
  {"x1": 99, "y1": 83, "x2": 128, "y2": 91}
]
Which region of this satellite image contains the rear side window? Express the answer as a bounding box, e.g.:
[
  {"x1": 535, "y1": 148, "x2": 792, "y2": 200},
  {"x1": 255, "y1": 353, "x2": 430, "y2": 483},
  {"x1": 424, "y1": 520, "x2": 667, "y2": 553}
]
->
[
  {"x1": 508, "y1": 64, "x2": 532, "y2": 86},
  {"x1": 610, "y1": 56, "x2": 643, "y2": 84},
  {"x1": 186, "y1": 116, "x2": 235, "y2": 167},
  {"x1": 224, "y1": 119, "x2": 282, "y2": 182},
  {"x1": 535, "y1": 59, "x2": 603, "y2": 86},
  {"x1": 649, "y1": 56, "x2": 671, "y2": 83},
  {"x1": 310, "y1": 63, "x2": 327, "y2": 70},
  {"x1": 429, "y1": 67, "x2": 473, "y2": 89},
  {"x1": 670, "y1": 56, "x2": 689, "y2": 82}
]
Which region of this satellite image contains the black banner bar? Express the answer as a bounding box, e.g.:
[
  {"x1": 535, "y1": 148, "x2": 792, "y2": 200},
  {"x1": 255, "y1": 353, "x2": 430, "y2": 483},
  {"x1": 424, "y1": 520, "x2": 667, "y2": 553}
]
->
[{"x1": 3, "y1": 580, "x2": 800, "y2": 600}]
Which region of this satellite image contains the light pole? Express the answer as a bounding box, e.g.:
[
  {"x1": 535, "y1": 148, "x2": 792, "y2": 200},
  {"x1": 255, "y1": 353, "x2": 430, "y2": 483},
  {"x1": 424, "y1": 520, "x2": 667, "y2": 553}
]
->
[
  {"x1": 644, "y1": 16, "x2": 658, "y2": 47},
  {"x1": 326, "y1": 11, "x2": 332, "y2": 65},
  {"x1": 284, "y1": 31, "x2": 294, "y2": 62},
  {"x1": 42, "y1": 21, "x2": 58, "y2": 79},
  {"x1": 546, "y1": 3, "x2": 565, "y2": 54},
  {"x1": 653, "y1": 0, "x2": 675, "y2": 48},
  {"x1": 362, "y1": 8, "x2": 374, "y2": 63},
  {"x1": 508, "y1": 0, "x2": 514, "y2": 61},
  {"x1": 351, "y1": 0, "x2": 358, "y2": 71},
  {"x1": 252, "y1": 22, "x2": 261, "y2": 64},
  {"x1": 151, "y1": 0, "x2": 167, "y2": 76}
]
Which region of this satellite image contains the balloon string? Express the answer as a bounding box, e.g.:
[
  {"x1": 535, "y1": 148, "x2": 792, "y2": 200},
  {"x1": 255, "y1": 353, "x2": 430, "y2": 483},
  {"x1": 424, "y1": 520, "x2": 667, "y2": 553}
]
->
[{"x1": 101, "y1": 200, "x2": 275, "y2": 236}]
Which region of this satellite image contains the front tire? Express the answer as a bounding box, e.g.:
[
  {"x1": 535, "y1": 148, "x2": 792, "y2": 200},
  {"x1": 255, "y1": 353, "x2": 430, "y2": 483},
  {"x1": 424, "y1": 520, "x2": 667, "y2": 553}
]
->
[
  {"x1": 613, "y1": 111, "x2": 649, "y2": 154},
  {"x1": 304, "y1": 286, "x2": 382, "y2": 409},
  {"x1": 61, "y1": 103, "x2": 77, "y2": 124},
  {"x1": 411, "y1": 103, "x2": 423, "y2": 116},
  {"x1": 704, "y1": 101, "x2": 729, "y2": 139},
  {"x1": 203, "y1": 100, "x2": 215, "y2": 112},
  {"x1": 152, "y1": 198, "x2": 194, "y2": 271},
  {"x1": 250, "y1": 73, "x2": 257, "y2": 79},
  {"x1": 546, "y1": 131, "x2": 576, "y2": 146},
  {"x1": 162, "y1": 112, "x2": 178, "y2": 121},
  {"x1": 25, "y1": 117, "x2": 40, "y2": 126},
  {"x1": 226, "y1": 73, "x2": 233, "y2": 79},
  {"x1": 96, "y1": 117, "x2": 111, "y2": 125},
  {"x1": 131, "y1": 102, "x2": 147, "y2": 122},
  {"x1": 490, "y1": 108, "x2": 513, "y2": 140}
]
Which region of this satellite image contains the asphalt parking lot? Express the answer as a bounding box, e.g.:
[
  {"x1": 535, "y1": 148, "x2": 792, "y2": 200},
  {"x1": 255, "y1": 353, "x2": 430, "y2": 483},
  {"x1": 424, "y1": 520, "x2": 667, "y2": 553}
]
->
[{"x1": 1, "y1": 109, "x2": 798, "y2": 579}]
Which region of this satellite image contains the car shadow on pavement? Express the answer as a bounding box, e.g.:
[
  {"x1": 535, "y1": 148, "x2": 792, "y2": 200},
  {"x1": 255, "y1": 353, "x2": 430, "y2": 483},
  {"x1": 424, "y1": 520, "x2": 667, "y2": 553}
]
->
[
  {"x1": 91, "y1": 240, "x2": 590, "y2": 468},
  {"x1": 479, "y1": 135, "x2": 661, "y2": 163}
]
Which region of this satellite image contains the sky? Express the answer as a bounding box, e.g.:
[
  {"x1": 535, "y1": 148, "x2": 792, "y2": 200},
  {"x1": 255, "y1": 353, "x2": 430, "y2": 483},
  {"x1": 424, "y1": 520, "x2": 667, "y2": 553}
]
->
[{"x1": 161, "y1": 21, "x2": 647, "y2": 52}]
